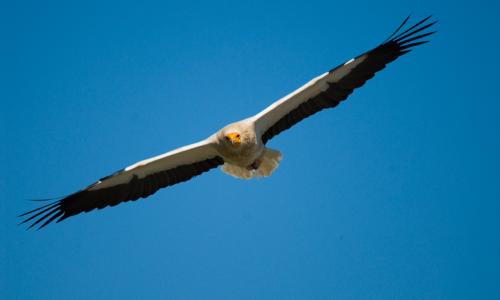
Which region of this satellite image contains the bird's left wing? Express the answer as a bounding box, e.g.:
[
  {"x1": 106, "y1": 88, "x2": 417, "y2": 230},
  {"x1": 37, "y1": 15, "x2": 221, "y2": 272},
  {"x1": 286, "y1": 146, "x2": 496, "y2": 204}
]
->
[
  {"x1": 20, "y1": 138, "x2": 223, "y2": 229},
  {"x1": 253, "y1": 16, "x2": 436, "y2": 144}
]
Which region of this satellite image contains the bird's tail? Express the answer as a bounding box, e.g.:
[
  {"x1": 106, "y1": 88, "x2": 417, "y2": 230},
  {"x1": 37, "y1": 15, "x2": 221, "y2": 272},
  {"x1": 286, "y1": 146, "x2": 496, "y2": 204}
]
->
[
  {"x1": 221, "y1": 148, "x2": 282, "y2": 179},
  {"x1": 255, "y1": 148, "x2": 282, "y2": 177}
]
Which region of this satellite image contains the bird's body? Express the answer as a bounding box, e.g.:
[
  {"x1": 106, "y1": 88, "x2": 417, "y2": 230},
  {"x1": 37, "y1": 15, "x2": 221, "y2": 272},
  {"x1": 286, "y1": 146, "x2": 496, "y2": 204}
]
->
[
  {"x1": 21, "y1": 15, "x2": 436, "y2": 229},
  {"x1": 215, "y1": 118, "x2": 282, "y2": 179}
]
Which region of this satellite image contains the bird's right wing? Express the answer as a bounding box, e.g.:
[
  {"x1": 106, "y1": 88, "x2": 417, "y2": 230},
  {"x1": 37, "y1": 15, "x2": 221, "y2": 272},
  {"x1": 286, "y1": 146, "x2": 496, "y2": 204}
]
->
[
  {"x1": 252, "y1": 15, "x2": 436, "y2": 144},
  {"x1": 20, "y1": 138, "x2": 223, "y2": 229}
]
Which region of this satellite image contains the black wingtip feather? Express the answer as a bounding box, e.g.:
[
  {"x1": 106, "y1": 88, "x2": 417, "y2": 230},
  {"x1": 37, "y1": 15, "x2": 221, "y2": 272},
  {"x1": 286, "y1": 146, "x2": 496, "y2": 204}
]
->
[
  {"x1": 398, "y1": 31, "x2": 436, "y2": 45},
  {"x1": 18, "y1": 201, "x2": 58, "y2": 217},
  {"x1": 56, "y1": 213, "x2": 70, "y2": 223},
  {"x1": 393, "y1": 21, "x2": 437, "y2": 44},
  {"x1": 384, "y1": 14, "x2": 412, "y2": 42},
  {"x1": 399, "y1": 41, "x2": 429, "y2": 51},
  {"x1": 399, "y1": 49, "x2": 412, "y2": 56},
  {"x1": 392, "y1": 15, "x2": 433, "y2": 40},
  {"x1": 37, "y1": 211, "x2": 64, "y2": 230},
  {"x1": 26, "y1": 194, "x2": 67, "y2": 202},
  {"x1": 19, "y1": 202, "x2": 60, "y2": 225},
  {"x1": 19, "y1": 201, "x2": 63, "y2": 230},
  {"x1": 27, "y1": 206, "x2": 61, "y2": 230},
  {"x1": 384, "y1": 15, "x2": 436, "y2": 54}
]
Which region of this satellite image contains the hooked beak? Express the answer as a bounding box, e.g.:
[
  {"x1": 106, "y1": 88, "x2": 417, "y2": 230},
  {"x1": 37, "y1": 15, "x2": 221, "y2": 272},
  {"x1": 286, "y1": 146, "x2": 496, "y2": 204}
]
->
[{"x1": 225, "y1": 133, "x2": 241, "y2": 146}]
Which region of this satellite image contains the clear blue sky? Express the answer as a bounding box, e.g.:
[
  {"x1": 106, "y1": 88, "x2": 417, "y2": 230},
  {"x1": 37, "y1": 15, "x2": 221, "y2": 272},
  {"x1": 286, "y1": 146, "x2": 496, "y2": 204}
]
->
[{"x1": 2, "y1": 0, "x2": 499, "y2": 299}]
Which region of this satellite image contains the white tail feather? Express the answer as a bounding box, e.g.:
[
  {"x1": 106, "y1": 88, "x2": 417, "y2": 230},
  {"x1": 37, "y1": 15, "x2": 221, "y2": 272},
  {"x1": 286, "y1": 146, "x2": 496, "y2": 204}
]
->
[
  {"x1": 221, "y1": 148, "x2": 282, "y2": 179},
  {"x1": 255, "y1": 148, "x2": 282, "y2": 177}
]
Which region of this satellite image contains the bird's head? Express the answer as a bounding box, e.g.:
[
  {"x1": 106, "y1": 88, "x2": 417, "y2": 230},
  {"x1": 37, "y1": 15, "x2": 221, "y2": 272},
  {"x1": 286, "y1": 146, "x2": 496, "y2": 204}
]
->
[{"x1": 223, "y1": 131, "x2": 241, "y2": 147}]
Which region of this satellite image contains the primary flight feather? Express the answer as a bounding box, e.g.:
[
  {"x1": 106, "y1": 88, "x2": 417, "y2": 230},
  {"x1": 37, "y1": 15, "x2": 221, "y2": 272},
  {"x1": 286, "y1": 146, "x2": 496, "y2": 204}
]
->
[{"x1": 21, "y1": 15, "x2": 436, "y2": 229}]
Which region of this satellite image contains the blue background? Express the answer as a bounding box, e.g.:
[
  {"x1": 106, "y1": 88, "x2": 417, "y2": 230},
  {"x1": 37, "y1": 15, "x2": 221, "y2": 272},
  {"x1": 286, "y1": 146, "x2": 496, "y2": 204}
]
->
[{"x1": 2, "y1": 0, "x2": 499, "y2": 299}]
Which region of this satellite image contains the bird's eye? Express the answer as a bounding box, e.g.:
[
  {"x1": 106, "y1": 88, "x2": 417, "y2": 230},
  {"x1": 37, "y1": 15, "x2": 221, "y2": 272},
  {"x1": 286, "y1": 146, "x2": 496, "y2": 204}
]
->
[{"x1": 236, "y1": 134, "x2": 240, "y2": 138}]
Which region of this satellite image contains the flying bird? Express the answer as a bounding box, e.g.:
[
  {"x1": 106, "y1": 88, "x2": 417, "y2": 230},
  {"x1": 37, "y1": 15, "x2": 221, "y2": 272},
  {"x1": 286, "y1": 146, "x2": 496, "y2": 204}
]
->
[{"x1": 21, "y1": 15, "x2": 436, "y2": 229}]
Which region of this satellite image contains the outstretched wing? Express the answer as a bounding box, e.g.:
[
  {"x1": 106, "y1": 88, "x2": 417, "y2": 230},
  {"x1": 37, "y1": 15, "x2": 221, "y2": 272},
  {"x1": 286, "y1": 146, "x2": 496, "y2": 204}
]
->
[
  {"x1": 253, "y1": 15, "x2": 436, "y2": 144},
  {"x1": 20, "y1": 139, "x2": 223, "y2": 229}
]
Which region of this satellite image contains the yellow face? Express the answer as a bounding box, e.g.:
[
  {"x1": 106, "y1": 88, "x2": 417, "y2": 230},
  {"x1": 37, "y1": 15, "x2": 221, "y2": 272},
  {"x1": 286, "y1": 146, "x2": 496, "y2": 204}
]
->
[{"x1": 224, "y1": 132, "x2": 241, "y2": 146}]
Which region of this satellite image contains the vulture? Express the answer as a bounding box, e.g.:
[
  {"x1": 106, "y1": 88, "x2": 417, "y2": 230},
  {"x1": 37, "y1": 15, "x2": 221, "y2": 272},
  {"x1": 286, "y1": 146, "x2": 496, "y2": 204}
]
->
[{"x1": 21, "y1": 15, "x2": 436, "y2": 229}]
